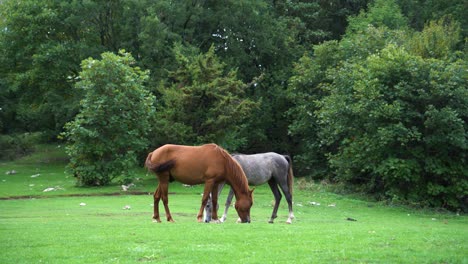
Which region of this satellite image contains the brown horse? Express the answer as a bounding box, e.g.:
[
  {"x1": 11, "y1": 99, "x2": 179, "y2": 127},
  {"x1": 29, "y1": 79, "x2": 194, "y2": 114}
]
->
[{"x1": 145, "y1": 143, "x2": 253, "y2": 223}]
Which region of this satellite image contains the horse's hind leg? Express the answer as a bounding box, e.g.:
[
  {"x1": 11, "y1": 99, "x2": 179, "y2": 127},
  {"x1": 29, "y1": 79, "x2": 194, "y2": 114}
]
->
[
  {"x1": 278, "y1": 180, "x2": 294, "y2": 224},
  {"x1": 161, "y1": 182, "x2": 174, "y2": 222},
  {"x1": 156, "y1": 173, "x2": 174, "y2": 222},
  {"x1": 220, "y1": 185, "x2": 234, "y2": 222},
  {"x1": 267, "y1": 179, "x2": 282, "y2": 223},
  {"x1": 153, "y1": 185, "x2": 162, "y2": 223}
]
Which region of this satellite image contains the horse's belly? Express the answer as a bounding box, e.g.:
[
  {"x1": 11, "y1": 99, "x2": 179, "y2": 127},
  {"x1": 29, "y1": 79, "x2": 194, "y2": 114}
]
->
[
  {"x1": 172, "y1": 174, "x2": 204, "y2": 185},
  {"x1": 248, "y1": 177, "x2": 267, "y2": 186},
  {"x1": 170, "y1": 165, "x2": 213, "y2": 185}
]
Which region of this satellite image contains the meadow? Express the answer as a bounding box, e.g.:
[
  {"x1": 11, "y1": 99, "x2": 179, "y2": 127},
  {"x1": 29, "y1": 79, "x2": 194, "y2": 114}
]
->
[{"x1": 0, "y1": 146, "x2": 466, "y2": 263}]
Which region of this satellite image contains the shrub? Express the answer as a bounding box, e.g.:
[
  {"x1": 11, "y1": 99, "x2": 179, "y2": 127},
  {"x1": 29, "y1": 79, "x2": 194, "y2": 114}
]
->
[
  {"x1": 317, "y1": 45, "x2": 467, "y2": 210},
  {"x1": 63, "y1": 51, "x2": 155, "y2": 186},
  {"x1": 0, "y1": 133, "x2": 38, "y2": 160}
]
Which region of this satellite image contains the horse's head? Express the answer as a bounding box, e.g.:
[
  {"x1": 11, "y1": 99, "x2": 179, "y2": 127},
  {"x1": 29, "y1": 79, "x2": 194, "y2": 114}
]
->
[{"x1": 235, "y1": 189, "x2": 254, "y2": 223}]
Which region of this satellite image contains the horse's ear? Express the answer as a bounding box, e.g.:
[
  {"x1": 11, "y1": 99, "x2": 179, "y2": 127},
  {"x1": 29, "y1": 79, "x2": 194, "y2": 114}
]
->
[{"x1": 250, "y1": 187, "x2": 255, "y2": 194}]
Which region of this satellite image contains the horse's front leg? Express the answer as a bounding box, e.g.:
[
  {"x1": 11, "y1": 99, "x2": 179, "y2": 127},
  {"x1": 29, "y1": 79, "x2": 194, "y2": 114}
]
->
[
  {"x1": 210, "y1": 183, "x2": 220, "y2": 222},
  {"x1": 197, "y1": 181, "x2": 215, "y2": 222},
  {"x1": 204, "y1": 195, "x2": 213, "y2": 223}
]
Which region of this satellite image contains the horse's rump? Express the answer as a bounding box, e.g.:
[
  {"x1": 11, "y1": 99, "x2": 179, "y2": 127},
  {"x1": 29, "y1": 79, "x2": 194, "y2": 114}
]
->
[
  {"x1": 154, "y1": 160, "x2": 176, "y2": 173},
  {"x1": 144, "y1": 151, "x2": 174, "y2": 172}
]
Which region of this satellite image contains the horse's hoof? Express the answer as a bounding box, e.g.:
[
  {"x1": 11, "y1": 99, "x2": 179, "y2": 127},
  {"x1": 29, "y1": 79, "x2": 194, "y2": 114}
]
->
[
  {"x1": 268, "y1": 220, "x2": 274, "y2": 224},
  {"x1": 152, "y1": 219, "x2": 161, "y2": 223},
  {"x1": 211, "y1": 219, "x2": 221, "y2": 224},
  {"x1": 286, "y1": 219, "x2": 292, "y2": 224}
]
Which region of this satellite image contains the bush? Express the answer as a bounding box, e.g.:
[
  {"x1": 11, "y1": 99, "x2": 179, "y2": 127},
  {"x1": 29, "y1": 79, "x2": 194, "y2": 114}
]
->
[
  {"x1": 317, "y1": 45, "x2": 467, "y2": 210},
  {"x1": 0, "y1": 133, "x2": 43, "y2": 160},
  {"x1": 288, "y1": 2, "x2": 467, "y2": 211},
  {"x1": 63, "y1": 51, "x2": 155, "y2": 186}
]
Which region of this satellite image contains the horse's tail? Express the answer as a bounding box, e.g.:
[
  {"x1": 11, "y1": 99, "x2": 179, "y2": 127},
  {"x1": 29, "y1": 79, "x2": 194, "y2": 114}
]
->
[
  {"x1": 145, "y1": 152, "x2": 175, "y2": 173},
  {"x1": 284, "y1": 155, "x2": 294, "y2": 197}
]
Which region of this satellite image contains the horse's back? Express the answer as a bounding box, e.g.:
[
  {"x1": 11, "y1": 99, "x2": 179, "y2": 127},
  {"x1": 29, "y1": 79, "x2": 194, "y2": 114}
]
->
[
  {"x1": 149, "y1": 144, "x2": 226, "y2": 184},
  {"x1": 234, "y1": 152, "x2": 288, "y2": 169},
  {"x1": 151, "y1": 143, "x2": 219, "y2": 161},
  {"x1": 234, "y1": 152, "x2": 288, "y2": 185}
]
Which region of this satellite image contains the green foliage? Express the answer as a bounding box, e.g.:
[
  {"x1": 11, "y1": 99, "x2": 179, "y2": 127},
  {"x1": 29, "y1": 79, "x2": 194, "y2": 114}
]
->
[
  {"x1": 154, "y1": 45, "x2": 257, "y2": 150},
  {"x1": 408, "y1": 16, "x2": 462, "y2": 59},
  {"x1": 316, "y1": 45, "x2": 467, "y2": 210},
  {"x1": 274, "y1": 0, "x2": 371, "y2": 44},
  {"x1": 63, "y1": 51, "x2": 155, "y2": 186},
  {"x1": 287, "y1": 53, "x2": 328, "y2": 178},
  {"x1": 0, "y1": 0, "x2": 106, "y2": 135},
  {"x1": 397, "y1": 0, "x2": 467, "y2": 38},
  {"x1": 287, "y1": 23, "x2": 409, "y2": 179},
  {"x1": 347, "y1": 0, "x2": 408, "y2": 34}
]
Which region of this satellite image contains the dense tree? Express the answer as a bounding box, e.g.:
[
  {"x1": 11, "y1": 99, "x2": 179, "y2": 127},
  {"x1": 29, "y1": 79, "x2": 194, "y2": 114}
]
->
[
  {"x1": 396, "y1": 0, "x2": 467, "y2": 38},
  {"x1": 407, "y1": 16, "x2": 463, "y2": 59},
  {"x1": 0, "y1": 0, "x2": 171, "y2": 135},
  {"x1": 287, "y1": 0, "x2": 410, "y2": 177},
  {"x1": 153, "y1": 45, "x2": 258, "y2": 151},
  {"x1": 274, "y1": 0, "x2": 371, "y2": 44},
  {"x1": 63, "y1": 51, "x2": 155, "y2": 186},
  {"x1": 287, "y1": 54, "x2": 324, "y2": 177},
  {"x1": 0, "y1": 0, "x2": 86, "y2": 135},
  {"x1": 346, "y1": 0, "x2": 409, "y2": 34},
  {"x1": 317, "y1": 45, "x2": 466, "y2": 209},
  {"x1": 0, "y1": 0, "x2": 146, "y2": 136}
]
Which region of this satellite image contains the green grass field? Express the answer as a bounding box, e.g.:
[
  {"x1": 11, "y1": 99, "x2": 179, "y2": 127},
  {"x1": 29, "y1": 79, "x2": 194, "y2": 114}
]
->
[{"x1": 1, "y1": 145, "x2": 467, "y2": 263}]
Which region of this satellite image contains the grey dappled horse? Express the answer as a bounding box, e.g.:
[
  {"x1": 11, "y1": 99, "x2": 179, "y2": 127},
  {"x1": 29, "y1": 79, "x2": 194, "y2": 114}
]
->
[{"x1": 205, "y1": 152, "x2": 295, "y2": 224}]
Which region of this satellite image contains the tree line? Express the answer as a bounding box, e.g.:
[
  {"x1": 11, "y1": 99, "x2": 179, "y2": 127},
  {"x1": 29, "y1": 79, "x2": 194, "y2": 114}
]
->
[{"x1": 0, "y1": 0, "x2": 466, "y2": 211}]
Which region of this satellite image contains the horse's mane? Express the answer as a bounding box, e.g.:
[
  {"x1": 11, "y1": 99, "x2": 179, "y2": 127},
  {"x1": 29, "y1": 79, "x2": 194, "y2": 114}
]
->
[{"x1": 214, "y1": 145, "x2": 250, "y2": 195}]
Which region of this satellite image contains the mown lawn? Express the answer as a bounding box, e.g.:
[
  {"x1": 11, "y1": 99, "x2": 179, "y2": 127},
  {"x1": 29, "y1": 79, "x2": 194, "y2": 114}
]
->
[{"x1": 0, "y1": 146, "x2": 467, "y2": 263}]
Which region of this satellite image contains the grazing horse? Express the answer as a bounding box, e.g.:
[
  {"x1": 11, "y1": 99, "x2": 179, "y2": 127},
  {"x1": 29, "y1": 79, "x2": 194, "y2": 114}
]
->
[
  {"x1": 145, "y1": 144, "x2": 253, "y2": 223},
  {"x1": 205, "y1": 153, "x2": 295, "y2": 224}
]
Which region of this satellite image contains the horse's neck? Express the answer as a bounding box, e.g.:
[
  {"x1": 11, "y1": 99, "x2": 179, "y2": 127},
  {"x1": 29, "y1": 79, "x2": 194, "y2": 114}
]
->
[
  {"x1": 217, "y1": 148, "x2": 250, "y2": 200},
  {"x1": 228, "y1": 177, "x2": 249, "y2": 200}
]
